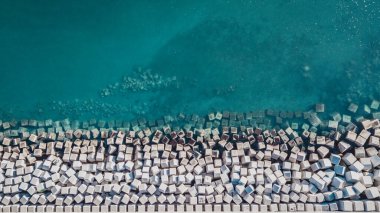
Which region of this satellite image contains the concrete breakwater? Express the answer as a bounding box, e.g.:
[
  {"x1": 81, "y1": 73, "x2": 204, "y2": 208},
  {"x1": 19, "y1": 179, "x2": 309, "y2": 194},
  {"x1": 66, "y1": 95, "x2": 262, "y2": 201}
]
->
[{"x1": 1, "y1": 102, "x2": 380, "y2": 211}]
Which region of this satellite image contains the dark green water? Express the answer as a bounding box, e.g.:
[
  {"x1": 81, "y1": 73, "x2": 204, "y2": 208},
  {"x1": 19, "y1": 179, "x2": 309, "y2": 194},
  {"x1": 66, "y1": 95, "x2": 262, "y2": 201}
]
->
[{"x1": 0, "y1": 0, "x2": 379, "y2": 120}]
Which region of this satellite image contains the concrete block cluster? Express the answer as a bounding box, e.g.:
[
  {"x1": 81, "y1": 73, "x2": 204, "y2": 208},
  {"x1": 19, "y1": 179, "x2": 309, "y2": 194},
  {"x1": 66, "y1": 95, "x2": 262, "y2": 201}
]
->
[{"x1": 1, "y1": 103, "x2": 380, "y2": 211}]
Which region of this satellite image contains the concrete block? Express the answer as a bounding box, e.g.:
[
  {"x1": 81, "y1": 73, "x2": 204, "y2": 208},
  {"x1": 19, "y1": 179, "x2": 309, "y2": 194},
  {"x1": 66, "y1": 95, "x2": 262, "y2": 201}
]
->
[
  {"x1": 365, "y1": 187, "x2": 380, "y2": 199},
  {"x1": 365, "y1": 200, "x2": 376, "y2": 211},
  {"x1": 339, "y1": 200, "x2": 353, "y2": 211}
]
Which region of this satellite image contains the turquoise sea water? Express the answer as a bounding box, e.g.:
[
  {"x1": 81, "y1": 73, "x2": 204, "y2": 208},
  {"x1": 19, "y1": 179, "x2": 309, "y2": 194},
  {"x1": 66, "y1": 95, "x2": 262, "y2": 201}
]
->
[{"x1": 0, "y1": 0, "x2": 379, "y2": 121}]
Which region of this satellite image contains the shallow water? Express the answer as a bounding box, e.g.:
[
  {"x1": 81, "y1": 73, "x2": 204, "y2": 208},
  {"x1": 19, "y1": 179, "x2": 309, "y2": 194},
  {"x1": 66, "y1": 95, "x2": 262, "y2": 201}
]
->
[{"x1": 0, "y1": 0, "x2": 379, "y2": 121}]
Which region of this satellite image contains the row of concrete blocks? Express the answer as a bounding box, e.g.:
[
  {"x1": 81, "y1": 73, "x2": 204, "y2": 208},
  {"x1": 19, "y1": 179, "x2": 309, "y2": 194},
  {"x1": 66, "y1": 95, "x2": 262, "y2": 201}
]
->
[{"x1": 0, "y1": 201, "x2": 379, "y2": 212}]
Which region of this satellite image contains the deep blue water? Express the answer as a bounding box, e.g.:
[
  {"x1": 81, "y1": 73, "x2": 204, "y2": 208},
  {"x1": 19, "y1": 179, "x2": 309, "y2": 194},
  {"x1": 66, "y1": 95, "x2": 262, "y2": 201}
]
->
[{"x1": 0, "y1": 0, "x2": 379, "y2": 121}]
